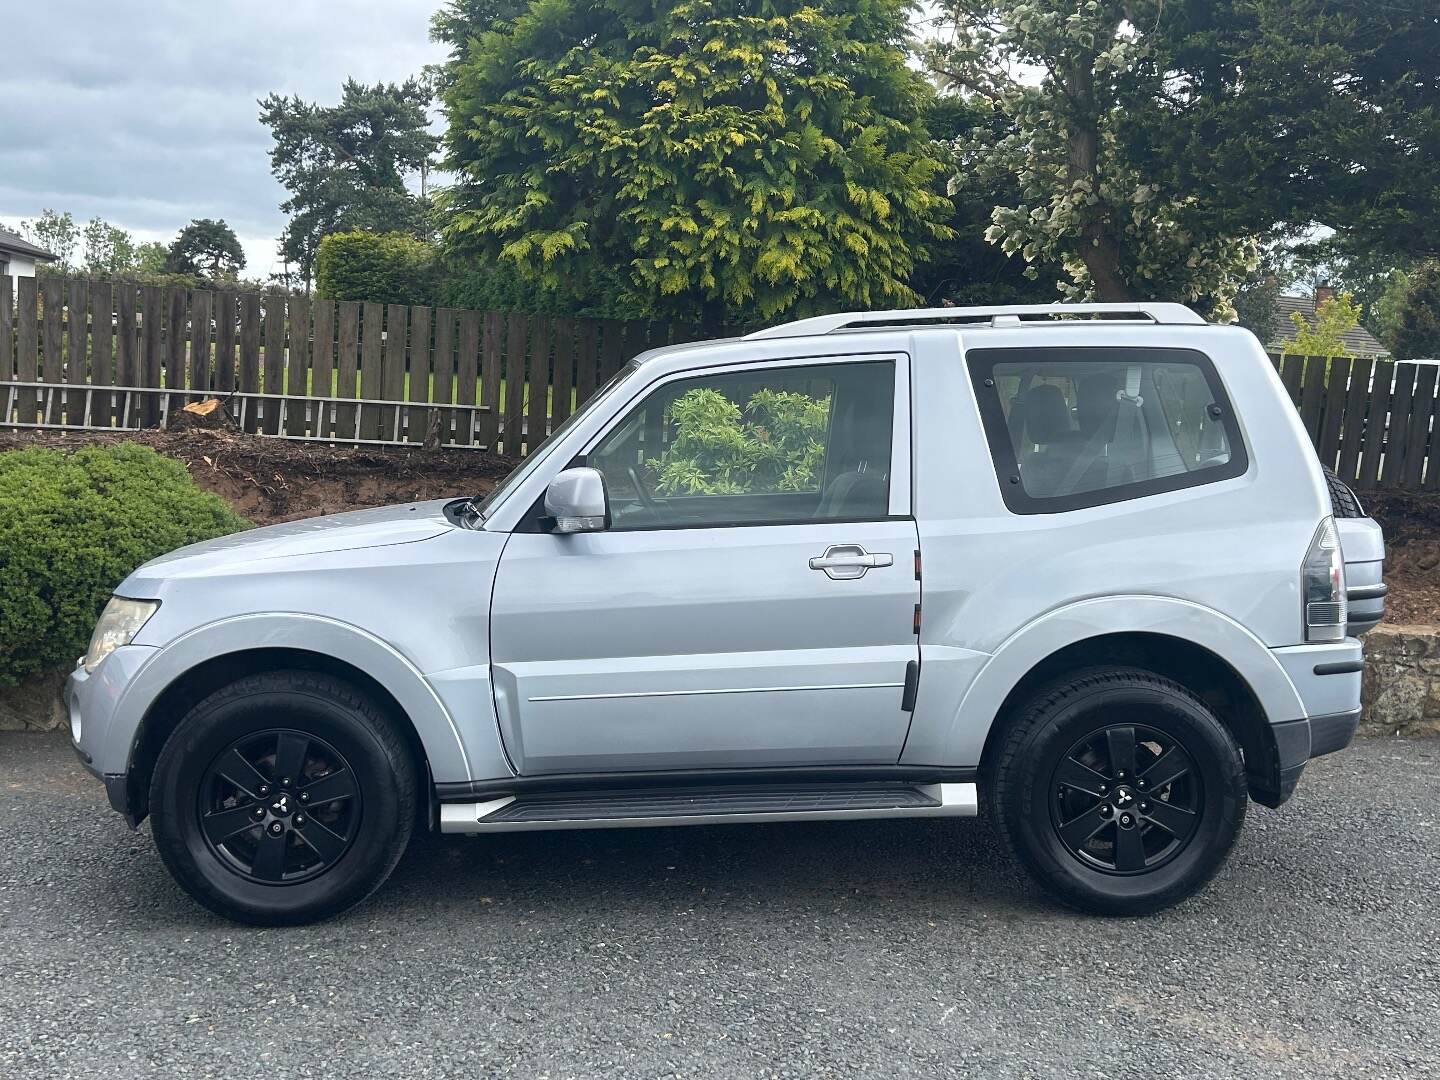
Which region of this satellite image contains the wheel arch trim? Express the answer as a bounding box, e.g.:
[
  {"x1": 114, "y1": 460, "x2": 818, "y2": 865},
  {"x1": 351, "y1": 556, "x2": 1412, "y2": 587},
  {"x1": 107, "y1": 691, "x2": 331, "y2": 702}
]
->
[
  {"x1": 901, "y1": 595, "x2": 1306, "y2": 767},
  {"x1": 107, "y1": 613, "x2": 474, "y2": 784}
]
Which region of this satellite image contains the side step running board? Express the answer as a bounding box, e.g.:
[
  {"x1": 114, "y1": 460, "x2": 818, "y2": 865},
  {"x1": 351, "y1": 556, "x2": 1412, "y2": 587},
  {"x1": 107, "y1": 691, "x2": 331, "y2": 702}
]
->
[{"x1": 439, "y1": 782, "x2": 978, "y2": 834}]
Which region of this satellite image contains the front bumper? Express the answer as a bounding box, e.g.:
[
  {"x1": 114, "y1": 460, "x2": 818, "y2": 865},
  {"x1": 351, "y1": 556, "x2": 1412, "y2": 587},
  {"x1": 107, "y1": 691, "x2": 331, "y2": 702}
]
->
[{"x1": 66, "y1": 645, "x2": 158, "y2": 818}]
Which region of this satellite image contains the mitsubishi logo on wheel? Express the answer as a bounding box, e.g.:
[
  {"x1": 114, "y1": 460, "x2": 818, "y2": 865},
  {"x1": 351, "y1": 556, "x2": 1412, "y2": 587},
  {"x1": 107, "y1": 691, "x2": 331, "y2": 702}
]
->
[
  {"x1": 1116, "y1": 789, "x2": 1133, "y2": 805},
  {"x1": 271, "y1": 794, "x2": 291, "y2": 815}
]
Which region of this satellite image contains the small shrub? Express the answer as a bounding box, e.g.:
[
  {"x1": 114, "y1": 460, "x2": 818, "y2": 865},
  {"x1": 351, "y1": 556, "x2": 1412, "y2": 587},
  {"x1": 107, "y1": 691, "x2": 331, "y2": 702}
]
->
[
  {"x1": 316, "y1": 231, "x2": 440, "y2": 308},
  {"x1": 439, "y1": 263, "x2": 650, "y2": 321},
  {"x1": 0, "y1": 444, "x2": 249, "y2": 684},
  {"x1": 650, "y1": 387, "x2": 830, "y2": 495}
]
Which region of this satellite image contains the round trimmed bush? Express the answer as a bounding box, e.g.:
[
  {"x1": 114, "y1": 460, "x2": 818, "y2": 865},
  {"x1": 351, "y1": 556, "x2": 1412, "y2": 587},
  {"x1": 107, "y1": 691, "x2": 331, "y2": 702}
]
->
[{"x1": 0, "y1": 444, "x2": 249, "y2": 684}]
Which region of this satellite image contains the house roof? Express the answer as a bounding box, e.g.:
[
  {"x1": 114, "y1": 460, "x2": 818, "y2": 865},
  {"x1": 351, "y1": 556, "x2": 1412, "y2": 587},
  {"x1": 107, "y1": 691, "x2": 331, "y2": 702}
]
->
[
  {"x1": 0, "y1": 228, "x2": 59, "y2": 262},
  {"x1": 1271, "y1": 293, "x2": 1389, "y2": 358}
]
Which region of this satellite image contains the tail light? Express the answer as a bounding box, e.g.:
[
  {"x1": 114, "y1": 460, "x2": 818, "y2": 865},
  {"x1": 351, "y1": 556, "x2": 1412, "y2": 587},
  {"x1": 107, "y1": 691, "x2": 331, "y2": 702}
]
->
[{"x1": 1303, "y1": 517, "x2": 1347, "y2": 642}]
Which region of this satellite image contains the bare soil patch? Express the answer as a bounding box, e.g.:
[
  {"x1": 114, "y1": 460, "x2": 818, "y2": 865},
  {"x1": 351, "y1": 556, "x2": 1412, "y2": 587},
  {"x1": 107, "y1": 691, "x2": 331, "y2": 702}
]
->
[
  {"x1": 0, "y1": 428, "x2": 518, "y2": 527},
  {"x1": 1363, "y1": 490, "x2": 1440, "y2": 627}
]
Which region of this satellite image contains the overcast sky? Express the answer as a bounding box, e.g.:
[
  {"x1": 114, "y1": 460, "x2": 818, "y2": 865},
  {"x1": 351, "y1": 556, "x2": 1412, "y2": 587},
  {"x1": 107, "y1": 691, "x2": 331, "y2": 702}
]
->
[{"x1": 0, "y1": 0, "x2": 446, "y2": 279}]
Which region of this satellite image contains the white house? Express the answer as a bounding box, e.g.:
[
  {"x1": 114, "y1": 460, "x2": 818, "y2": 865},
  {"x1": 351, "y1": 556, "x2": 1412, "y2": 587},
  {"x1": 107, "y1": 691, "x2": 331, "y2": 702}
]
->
[{"x1": 0, "y1": 228, "x2": 59, "y2": 289}]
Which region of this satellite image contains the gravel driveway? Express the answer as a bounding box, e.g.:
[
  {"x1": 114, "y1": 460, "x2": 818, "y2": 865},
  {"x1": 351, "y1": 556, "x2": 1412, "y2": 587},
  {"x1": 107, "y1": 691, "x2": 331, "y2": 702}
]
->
[{"x1": 2, "y1": 732, "x2": 1438, "y2": 1079}]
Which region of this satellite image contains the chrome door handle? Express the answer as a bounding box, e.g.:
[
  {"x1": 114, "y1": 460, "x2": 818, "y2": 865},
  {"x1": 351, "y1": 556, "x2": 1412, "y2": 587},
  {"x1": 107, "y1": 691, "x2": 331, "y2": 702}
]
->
[{"x1": 808, "y1": 544, "x2": 894, "y2": 580}]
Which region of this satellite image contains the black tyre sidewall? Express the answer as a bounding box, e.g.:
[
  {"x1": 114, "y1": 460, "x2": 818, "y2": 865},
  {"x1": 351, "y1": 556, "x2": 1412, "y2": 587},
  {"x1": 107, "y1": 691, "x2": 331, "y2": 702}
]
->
[
  {"x1": 151, "y1": 675, "x2": 414, "y2": 925},
  {"x1": 998, "y1": 673, "x2": 1246, "y2": 915}
]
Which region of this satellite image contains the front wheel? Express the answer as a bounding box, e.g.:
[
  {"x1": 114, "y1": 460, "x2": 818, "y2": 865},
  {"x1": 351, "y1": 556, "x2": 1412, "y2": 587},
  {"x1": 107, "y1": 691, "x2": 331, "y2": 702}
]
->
[
  {"x1": 988, "y1": 667, "x2": 1247, "y2": 915},
  {"x1": 150, "y1": 670, "x2": 417, "y2": 925}
]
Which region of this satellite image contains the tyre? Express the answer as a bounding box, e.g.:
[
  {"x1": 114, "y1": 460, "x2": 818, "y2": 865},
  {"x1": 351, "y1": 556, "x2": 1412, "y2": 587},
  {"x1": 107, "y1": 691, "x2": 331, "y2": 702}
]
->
[
  {"x1": 988, "y1": 666, "x2": 1247, "y2": 916},
  {"x1": 1322, "y1": 464, "x2": 1364, "y2": 518},
  {"x1": 150, "y1": 670, "x2": 418, "y2": 925}
]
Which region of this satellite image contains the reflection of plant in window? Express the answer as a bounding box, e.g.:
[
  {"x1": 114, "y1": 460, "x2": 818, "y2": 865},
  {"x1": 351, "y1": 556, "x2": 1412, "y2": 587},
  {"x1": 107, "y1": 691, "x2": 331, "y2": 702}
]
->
[{"x1": 652, "y1": 388, "x2": 831, "y2": 495}]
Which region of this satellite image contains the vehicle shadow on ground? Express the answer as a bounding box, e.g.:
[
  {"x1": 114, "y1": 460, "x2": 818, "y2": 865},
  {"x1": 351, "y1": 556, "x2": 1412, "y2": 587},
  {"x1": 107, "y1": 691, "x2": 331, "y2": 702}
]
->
[{"x1": 373, "y1": 814, "x2": 1047, "y2": 923}]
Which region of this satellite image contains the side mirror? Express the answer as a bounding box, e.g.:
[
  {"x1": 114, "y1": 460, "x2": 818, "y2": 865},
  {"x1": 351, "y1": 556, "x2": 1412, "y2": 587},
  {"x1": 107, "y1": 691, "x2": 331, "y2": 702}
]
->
[{"x1": 545, "y1": 467, "x2": 610, "y2": 534}]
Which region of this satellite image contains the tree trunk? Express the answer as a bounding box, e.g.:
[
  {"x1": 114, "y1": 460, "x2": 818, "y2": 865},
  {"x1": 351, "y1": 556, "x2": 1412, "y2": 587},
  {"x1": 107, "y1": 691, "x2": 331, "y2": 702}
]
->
[{"x1": 1063, "y1": 57, "x2": 1134, "y2": 302}]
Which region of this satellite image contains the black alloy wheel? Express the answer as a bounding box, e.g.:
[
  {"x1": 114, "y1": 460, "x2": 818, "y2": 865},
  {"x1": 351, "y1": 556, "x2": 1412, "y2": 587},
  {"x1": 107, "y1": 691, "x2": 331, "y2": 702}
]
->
[
  {"x1": 198, "y1": 729, "x2": 362, "y2": 885},
  {"x1": 1050, "y1": 723, "x2": 1202, "y2": 874}
]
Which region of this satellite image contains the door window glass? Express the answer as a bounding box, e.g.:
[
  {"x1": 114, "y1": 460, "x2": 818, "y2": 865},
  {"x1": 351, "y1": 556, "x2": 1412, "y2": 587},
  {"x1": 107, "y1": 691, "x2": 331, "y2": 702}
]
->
[{"x1": 588, "y1": 360, "x2": 895, "y2": 528}]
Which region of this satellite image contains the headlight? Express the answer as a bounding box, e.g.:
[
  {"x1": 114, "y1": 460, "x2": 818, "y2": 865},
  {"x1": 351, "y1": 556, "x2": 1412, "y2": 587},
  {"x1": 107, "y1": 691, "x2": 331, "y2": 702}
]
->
[{"x1": 83, "y1": 597, "x2": 159, "y2": 672}]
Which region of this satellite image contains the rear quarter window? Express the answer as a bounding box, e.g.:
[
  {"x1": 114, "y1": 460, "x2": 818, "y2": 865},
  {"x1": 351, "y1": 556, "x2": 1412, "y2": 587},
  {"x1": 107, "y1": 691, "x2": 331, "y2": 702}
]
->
[{"x1": 968, "y1": 346, "x2": 1248, "y2": 514}]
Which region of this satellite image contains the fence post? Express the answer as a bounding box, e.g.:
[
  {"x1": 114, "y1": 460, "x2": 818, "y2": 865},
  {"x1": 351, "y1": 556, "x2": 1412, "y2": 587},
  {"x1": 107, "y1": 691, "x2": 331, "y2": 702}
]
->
[
  {"x1": 335, "y1": 301, "x2": 360, "y2": 439},
  {"x1": 214, "y1": 290, "x2": 237, "y2": 395},
  {"x1": 382, "y1": 303, "x2": 407, "y2": 441},
  {"x1": 431, "y1": 308, "x2": 457, "y2": 445},
  {"x1": 311, "y1": 299, "x2": 336, "y2": 439},
  {"x1": 89, "y1": 281, "x2": 114, "y2": 426},
  {"x1": 1401, "y1": 364, "x2": 1437, "y2": 491},
  {"x1": 1380, "y1": 364, "x2": 1418, "y2": 488},
  {"x1": 140, "y1": 285, "x2": 163, "y2": 427},
  {"x1": 287, "y1": 293, "x2": 311, "y2": 436},
  {"x1": 0, "y1": 276, "x2": 11, "y2": 424},
  {"x1": 189, "y1": 289, "x2": 213, "y2": 395},
  {"x1": 41, "y1": 276, "x2": 64, "y2": 424},
  {"x1": 166, "y1": 285, "x2": 188, "y2": 422},
  {"x1": 238, "y1": 292, "x2": 261, "y2": 432},
  {"x1": 262, "y1": 290, "x2": 287, "y2": 435},
  {"x1": 527, "y1": 316, "x2": 552, "y2": 454},
  {"x1": 407, "y1": 304, "x2": 431, "y2": 444},
  {"x1": 1334, "y1": 356, "x2": 1371, "y2": 484}
]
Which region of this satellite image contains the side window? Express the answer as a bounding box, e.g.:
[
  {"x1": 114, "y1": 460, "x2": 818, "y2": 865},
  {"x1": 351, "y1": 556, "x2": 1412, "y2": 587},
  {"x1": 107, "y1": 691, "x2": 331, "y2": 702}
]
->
[
  {"x1": 970, "y1": 347, "x2": 1247, "y2": 513},
  {"x1": 588, "y1": 360, "x2": 895, "y2": 529}
]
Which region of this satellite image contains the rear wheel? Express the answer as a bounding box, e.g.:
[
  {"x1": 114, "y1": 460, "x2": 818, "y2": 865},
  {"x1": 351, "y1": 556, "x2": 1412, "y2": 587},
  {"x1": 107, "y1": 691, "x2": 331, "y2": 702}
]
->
[
  {"x1": 150, "y1": 670, "x2": 417, "y2": 925},
  {"x1": 989, "y1": 666, "x2": 1246, "y2": 915}
]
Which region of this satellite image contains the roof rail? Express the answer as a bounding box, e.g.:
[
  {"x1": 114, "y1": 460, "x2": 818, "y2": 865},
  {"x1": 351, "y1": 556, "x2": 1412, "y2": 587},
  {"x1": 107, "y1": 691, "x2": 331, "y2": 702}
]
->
[{"x1": 743, "y1": 303, "x2": 1206, "y2": 340}]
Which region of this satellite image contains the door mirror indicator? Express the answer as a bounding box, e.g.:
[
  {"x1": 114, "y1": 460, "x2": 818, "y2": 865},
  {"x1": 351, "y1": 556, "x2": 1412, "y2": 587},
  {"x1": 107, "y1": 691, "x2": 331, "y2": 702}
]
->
[{"x1": 545, "y1": 468, "x2": 610, "y2": 533}]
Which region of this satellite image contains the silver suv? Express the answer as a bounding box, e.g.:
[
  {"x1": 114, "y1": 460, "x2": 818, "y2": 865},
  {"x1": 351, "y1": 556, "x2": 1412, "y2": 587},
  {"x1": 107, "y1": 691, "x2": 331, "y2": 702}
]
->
[{"x1": 68, "y1": 303, "x2": 1385, "y2": 924}]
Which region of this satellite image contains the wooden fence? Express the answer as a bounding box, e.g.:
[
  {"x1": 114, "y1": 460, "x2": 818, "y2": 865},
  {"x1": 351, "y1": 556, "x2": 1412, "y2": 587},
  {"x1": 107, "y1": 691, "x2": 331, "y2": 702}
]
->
[
  {"x1": 1, "y1": 275, "x2": 1437, "y2": 490},
  {"x1": 0, "y1": 276, "x2": 699, "y2": 455},
  {"x1": 1269, "y1": 352, "x2": 1439, "y2": 493}
]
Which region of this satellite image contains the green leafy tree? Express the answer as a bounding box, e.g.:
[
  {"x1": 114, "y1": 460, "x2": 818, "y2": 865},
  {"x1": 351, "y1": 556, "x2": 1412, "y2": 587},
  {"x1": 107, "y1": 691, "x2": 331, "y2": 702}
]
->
[
  {"x1": 1274, "y1": 293, "x2": 1362, "y2": 358},
  {"x1": 132, "y1": 240, "x2": 170, "y2": 275},
  {"x1": 926, "y1": 1, "x2": 1258, "y2": 317},
  {"x1": 1371, "y1": 268, "x2": 1415, "y2": 356},
  {"x1": 433, "y1": 0, "x2": 954, "y2": 330},
  {"x1": 1391, "y1": 264, "x2": 1440, "y2": 362},
  {"x1": 316, "y1": 231, "x2": 440, "y2": 307},
  {"x1": 19, "y1": 209, "x2": 80, "y2": 272},
  {"x1": 1135, "y1": 0, "x2": 1440, "y2": 265},
  {"x1": 260, "y1": 79, "x2": 438, "y2": 285},
  {"x1": 81, "y1": 217, "x2": 137, "y2": 275},
  {"x1": 165, "y1": 218, "x2": 246, "y2": 280},
  {"x1": 909, "y1": 95, "x2": 1062, "y2": 306}
]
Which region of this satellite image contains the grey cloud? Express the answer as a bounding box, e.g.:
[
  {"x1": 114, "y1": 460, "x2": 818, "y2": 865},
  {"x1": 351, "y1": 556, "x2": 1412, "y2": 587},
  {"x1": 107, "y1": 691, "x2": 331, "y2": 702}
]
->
[{"x1": 0, "y1": 0, "x2": 444, "y2": 275}]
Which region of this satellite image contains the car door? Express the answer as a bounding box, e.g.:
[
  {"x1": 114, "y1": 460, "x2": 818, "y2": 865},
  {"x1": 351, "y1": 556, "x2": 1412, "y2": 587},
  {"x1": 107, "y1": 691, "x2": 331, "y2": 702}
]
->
[{"x1": 488, "y1": 354, "x2": 920, "y2": 775}]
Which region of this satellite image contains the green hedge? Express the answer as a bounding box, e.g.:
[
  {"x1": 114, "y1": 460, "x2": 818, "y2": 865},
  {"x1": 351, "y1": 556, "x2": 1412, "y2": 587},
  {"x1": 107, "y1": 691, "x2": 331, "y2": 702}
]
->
[
  {"x1": 315, "y1": 231, "x2": 441, "y2": 308},
  {"x1": 0, "y1": 444, "x2": 249, "y2": 685}
]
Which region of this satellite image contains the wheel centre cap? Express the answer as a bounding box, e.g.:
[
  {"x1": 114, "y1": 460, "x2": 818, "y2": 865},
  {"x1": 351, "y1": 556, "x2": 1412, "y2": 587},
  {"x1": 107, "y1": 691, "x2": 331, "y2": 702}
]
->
[
  {"x1": 269, "y1": 792, "x2": 295, "y2": 817},
  {"x1": 1111, "y1": 786, "x2": 1137, "y2": 816}
]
